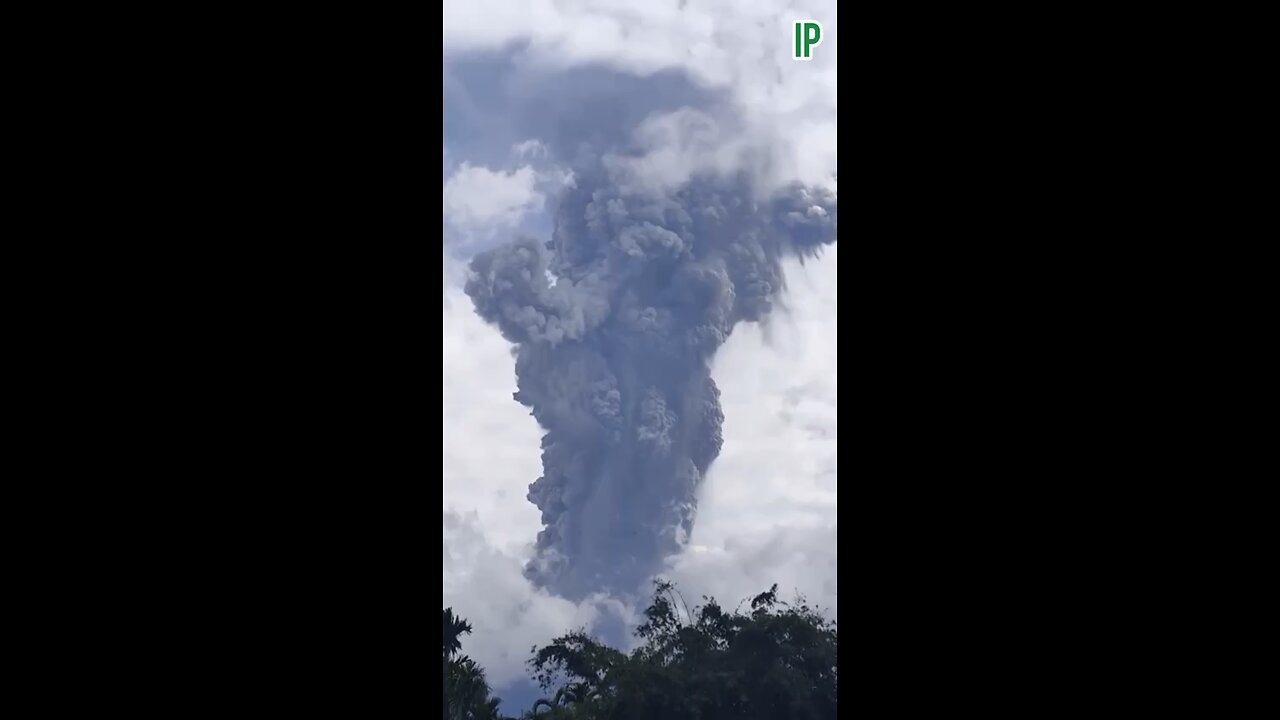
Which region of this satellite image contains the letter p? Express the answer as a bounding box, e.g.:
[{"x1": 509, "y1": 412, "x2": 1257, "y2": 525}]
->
[{"x1": 794, "y1": 21, "x2": 823, "y2": 60}]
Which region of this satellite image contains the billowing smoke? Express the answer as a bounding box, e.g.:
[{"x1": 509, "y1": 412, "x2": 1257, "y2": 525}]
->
[{"x1": 465, "y1": 171, "x2": 836, "y2": 600}]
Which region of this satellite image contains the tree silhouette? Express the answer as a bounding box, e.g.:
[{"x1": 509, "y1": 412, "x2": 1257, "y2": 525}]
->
[
  {"x1": 444, "y1": 609, "x2": 472, "y2": 659},
  {"x1": 443, "y1": 607, "x2": 506, "y2": 720},
  {"x1": 519, "y1": 580, "x2": 837, "y2": 720},
  {"x1": 445, "y1": 581, "x2": 836, "y2": 719}
]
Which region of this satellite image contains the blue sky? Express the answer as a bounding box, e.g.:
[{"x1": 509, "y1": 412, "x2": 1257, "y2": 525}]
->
[{"x1": 442, "y1": 1, "x2": 838, "y2": 712}]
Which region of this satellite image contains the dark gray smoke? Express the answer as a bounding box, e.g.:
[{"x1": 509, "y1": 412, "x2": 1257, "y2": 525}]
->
[{"x1": 465, "y1": 172, "x2": 836, "y2": 600}]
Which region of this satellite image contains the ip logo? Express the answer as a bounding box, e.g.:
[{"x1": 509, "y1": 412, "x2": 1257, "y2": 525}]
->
[{"x1": 793, "y1": 21, "x2": 823, "y2": 60}]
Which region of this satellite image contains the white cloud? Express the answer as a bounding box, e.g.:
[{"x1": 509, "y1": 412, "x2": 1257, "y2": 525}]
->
[
  {"x1": 443, "y1": 511, "x2": 602, "y2": 686},
  {"x1": 511, "y1": 139, "x2": 549, "y2": 161},
  {"x1": 443, "y1": 162, "x2": 542, "y2": 232},
  {"x1": 442, "y1": 152, "x2": 574, "y2": 253}
]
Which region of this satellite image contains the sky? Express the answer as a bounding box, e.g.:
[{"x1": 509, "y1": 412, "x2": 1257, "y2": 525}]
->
[{"x1": 442, "y1": 0, "x2": 837, "y2": 710}]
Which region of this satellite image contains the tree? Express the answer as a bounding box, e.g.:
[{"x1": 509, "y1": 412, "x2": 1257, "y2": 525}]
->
[
  {"x1": 522, "y1": 581, "x2": 837, "y2": 720},
  {"x1": 443, "y1": 608, "x2": 507, "y2": 720},
  {"x1": 444, "y1": 609, "x2": 472, "y2": 659}
]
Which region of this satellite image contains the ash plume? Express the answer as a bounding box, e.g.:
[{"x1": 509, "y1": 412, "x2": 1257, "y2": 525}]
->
[{"x1": 465, "y1": 173, "x2": 836, "y2": 600}]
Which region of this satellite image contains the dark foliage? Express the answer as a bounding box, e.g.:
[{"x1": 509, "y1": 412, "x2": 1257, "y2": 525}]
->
[
  {"x1": 444, "y1": 607, "x2": 505, "y2": 720},
  {"x1": 444, "y1": 581, "x2": 836, "y2": 720}
]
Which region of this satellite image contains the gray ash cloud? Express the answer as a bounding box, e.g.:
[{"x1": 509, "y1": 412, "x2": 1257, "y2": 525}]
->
[{"x1": 465, "y1": 173, "x2": 836, "y2": 600}]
